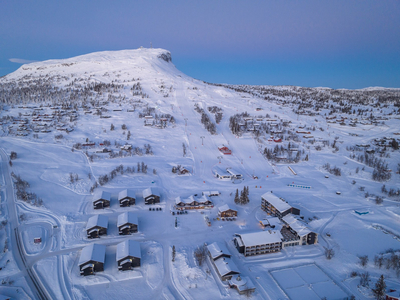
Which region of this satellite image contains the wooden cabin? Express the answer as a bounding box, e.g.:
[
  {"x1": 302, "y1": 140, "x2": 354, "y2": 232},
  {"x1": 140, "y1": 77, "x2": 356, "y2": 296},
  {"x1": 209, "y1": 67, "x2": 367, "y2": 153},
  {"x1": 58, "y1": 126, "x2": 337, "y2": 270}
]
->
[
  {"x1": 79, "y1": 244, "x2": 106, "y2": 276},
  {"x1": 118, "y1": 189, "x2": 136, "y2": 207},
  {"x1": 86, "y1": 215, "x2": 108, "y2": 239},
  {"x1": 218, "y1": 204, "x2": 237, "y2": 218},
  {"x1": 116, "y1": 240, "x2": 141, "y2": 271},
  {"x1": 117, "y1": 212, "x2": 138, "y2": 235},
  {"x1": 143, "y1": 188, "x2": 160, "y2": 205},
  {"x1": 93, "y1": 191, "x2": 111, "y2": 209}
]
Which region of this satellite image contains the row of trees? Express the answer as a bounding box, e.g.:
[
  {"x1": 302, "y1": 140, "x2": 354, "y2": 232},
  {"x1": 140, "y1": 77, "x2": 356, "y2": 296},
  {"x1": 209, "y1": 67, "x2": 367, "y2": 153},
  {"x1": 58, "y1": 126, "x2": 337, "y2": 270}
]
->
[
  {"x1": 194, "y1": 104, "x2": 217, "y2": 135},
  {"x1": 234, "y1": 186, "x2": 250, "y2": 205},
  {"x1": 373, "y1": 251, "x2": 400, "y2": 276},
  {"x1": 381, "y1": 184, "x2": 400, "y2": 199},
  {"x1": 207, "y1": 106, "x2": 223, "y2": 124},
  {"x1": 11, "y1": 172, "x2": 43, "y2": 206},
  {"x1": 322, "y1": 163, "x2": 342, "y2": 176},
  {"x1": 90, "y1": 162, "x2": 149, "y2": 192},
  {"x1": 349, "y1": 152, "x2": 391, "y2": 182}
]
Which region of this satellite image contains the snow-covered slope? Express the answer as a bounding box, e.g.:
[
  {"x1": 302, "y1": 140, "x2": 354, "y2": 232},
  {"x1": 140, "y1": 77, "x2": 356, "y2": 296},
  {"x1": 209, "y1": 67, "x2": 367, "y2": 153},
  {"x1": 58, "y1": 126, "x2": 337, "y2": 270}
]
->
[
  {"x1": 2, "y1": 48, "x2": 181, "y2": 84},
  {"x1": 0, "y1": 48, "x2": 399, "y2": 300}
]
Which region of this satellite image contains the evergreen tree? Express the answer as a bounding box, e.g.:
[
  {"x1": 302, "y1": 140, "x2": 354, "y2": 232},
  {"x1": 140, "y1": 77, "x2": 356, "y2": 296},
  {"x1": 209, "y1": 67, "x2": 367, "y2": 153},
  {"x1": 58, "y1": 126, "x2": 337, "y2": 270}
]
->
[
  {"x1": 234, "y1": 189, "x2": 240, "y2": 204},
  {"x1": 172, "y1": 245, "x2": 176, "y2": 262},
  {"x1": 372, "y1": 275, "x2": 386, "y2": 300},
  {"x1": 239, "y1": 189, "x2": 244, "y2": 204}
]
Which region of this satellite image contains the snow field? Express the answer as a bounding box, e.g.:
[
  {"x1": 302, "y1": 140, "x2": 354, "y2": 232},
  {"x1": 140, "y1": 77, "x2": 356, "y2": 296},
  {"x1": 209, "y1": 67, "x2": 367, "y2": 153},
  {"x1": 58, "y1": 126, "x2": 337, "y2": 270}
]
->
[{"x1": 271, "y1": 264, "x2": 348, "y2": 300}]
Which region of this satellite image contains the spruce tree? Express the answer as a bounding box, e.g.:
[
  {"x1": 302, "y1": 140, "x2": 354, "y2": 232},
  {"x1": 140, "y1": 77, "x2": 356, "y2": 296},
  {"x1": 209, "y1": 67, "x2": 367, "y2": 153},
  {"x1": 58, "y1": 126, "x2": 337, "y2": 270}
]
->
[
  {"x1": 234, "y1": 189, "x2": 240, "y2": 204},
  {"x1": 372, "y1": 274, "x2": 386, "y2": 300},
  {"x1": 239, "y1": 189, "x2": 244, "y2": 205}
]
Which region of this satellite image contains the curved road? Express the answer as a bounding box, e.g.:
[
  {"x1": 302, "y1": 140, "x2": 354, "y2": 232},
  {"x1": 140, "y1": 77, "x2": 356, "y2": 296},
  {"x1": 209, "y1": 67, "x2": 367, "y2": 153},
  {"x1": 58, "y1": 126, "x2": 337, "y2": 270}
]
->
[{"x1": 0, "y1": 148, "x2": 51, "y2": 299}]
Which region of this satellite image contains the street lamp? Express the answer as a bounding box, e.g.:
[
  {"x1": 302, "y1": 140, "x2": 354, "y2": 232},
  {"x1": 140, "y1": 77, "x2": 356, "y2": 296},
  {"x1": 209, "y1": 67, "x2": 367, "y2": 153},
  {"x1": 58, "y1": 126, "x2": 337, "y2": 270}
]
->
[
  {"x1": 217, "y1": 156, "x2": 223, "y2": 163},
  {"x1": 200, "y1": 136, "x2": 205, "y2": 145}
]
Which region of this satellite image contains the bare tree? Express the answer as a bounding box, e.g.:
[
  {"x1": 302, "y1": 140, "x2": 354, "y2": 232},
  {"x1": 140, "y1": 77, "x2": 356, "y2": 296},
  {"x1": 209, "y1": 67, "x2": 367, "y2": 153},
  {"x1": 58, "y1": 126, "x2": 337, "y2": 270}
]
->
[
  {"x1": 359, "y1": 271, "x2": 370, "y2": 287},
  {"x1": 324, "y1": 247, "x2": 335, "y2": 260},
  {"x1": 194, "y1": 245, "x2": 207, "y2": 267},
  {"x1": 358, "y1": 255, "x2": 369, "y2": 268}
]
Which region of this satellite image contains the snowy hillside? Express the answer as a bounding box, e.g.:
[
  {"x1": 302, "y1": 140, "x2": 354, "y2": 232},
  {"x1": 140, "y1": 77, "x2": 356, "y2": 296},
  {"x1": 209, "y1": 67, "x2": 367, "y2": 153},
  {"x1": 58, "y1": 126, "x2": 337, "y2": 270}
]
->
[{"x1": 0, "y1": 48, "x2": 399, "y2": 300}]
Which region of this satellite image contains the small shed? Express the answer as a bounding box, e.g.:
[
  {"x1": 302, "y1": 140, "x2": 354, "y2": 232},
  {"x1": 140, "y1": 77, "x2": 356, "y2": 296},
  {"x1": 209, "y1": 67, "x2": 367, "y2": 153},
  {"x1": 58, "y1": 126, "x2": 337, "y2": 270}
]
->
[
  {"x1": 178, "y1": 166, "x2": 190, "y2": 175},
  {"x1": 118, "y1": 189, "x2": 136, "y2": 207},
  {"x1": 117, "y1": 212, "x2": 138, "y2": 235},
  {"x1": 86, "y1": 215, "x2": 108, "y2": 239},
  {"x1": 79, "y1": 244, "x2": 106, "y2": 276},
  {"x1": 93, "y1": 191, "x2": 111, "y2": 209},
  {"x1": 143, "y1": 188, "x2": 160, "y2": 205},
  {"x1": 228, "y1": 274, "x2": 256, "y2": 295},
  {"x1": 116, "y1": 240, "x2": 141, "y2": 271},
  {"x1": 202, "y1": 191, "x2": 220, "y2": 197},
  {"x1": 218, "y1": 204, "x2": 237, "y2": 218},
  {"x1": 218, "y1": 145, "x2": 232, "y2": 155}
]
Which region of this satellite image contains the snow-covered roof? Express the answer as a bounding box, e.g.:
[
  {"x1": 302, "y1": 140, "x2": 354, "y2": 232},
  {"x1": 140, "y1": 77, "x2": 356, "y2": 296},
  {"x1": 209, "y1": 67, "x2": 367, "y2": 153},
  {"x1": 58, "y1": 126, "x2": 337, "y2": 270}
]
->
[
  {"x1": 237, "y1": 231, "x2": 283, "y2": 247},
  {"x1": 197, "y1": 194, "x2": 212, "y2": 204},
  {"x1": 142, "y1": 187, "x2": 159, "y2": 198},
  {"x1": 261, "y1": 192, "x2": 292, "y2": 213},
  {"x1": 93, "y1": 190, "x2": 111, "y2": 202},
  {"x1": 86, "y1": 214, "x2": 108, "y2": 230},
  {"x1": 213, "y1": 166, "x2": 231, "y2": 176},
  {"x1": 282, "y1": 214, "x2": 311, "y2": 236},
  {"x1": 228, "y1": 274, "x2": 256, "y2": 292},
  {"x1": 207, "y1": 242, "x2": 231, "y2": 260},
  {"x1": 214, "y1": 257, "x2": 239, "y2": 277},
  {"x1": 175, "y1": 195, "x2": 196, "y2": 205},
  {"x1": 218, "y1": 204, "x2": 236, "y2": 213},
  {"x1": 116, "y1": 240, "x2": 141, "y2": 261},
  {"x1": 175, "y1": 195, "x2": 211, "y2": 205},
  {"x1": 226, "y1": 168, "x2": 241, "y2": 176},
  {"x1": 260, "y1": 217, "x2": 283, "y2": 230},
  {"x1": 176, "y1": 195, "x2": 211, "y2": 205},
  {"x1": 117, "y1": 212, "x2": 138, "y2": 227},
  {"x1": 118, "y1": 189, "x2": 135, "y2": 200},
  {"x1": 79, "y1": 244, "x2": 106, "y2": 265}
]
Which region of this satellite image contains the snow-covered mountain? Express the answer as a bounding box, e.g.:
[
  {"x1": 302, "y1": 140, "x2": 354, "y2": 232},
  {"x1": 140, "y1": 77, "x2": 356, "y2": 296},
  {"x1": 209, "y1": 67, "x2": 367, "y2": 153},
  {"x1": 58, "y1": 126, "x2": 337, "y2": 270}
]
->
[
  {"x1": 0, "y1": 48, "x2": 399, "y2": 300},
  {"x1": 2, "y1": 48, "x2": 178, "y2": 83}
]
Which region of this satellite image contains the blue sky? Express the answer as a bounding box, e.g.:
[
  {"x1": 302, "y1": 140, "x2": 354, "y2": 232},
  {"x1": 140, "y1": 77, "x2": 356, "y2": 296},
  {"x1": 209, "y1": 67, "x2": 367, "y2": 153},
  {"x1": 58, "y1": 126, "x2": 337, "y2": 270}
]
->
[{"x1": 1, "y1": 1, "x2": 399, "y2": 89}]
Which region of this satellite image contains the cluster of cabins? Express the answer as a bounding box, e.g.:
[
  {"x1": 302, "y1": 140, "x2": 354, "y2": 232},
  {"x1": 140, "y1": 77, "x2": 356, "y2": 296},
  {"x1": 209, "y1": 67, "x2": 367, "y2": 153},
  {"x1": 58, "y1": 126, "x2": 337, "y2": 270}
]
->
[
  {"x1": 79, "y1": 240, "x2": 141, "y2": 276},
  {"x1": 93, "y1": 188, "x2": 160, "y2": 209},
  {"x1": 233, "y1": 192, "x2": 317, "y2": 257},
  {"x1": 7, "y1": 106, "x2": 77, "y2": 136},
  {"x1": 86, "y1": 212, "x2": 138, "y2": 238},
  {"x1": 206, "y1": 242, "x2": 255, "y2": 295},
  {"x1": 326, "y1": 115, "x2": 389, "y2": 127}
]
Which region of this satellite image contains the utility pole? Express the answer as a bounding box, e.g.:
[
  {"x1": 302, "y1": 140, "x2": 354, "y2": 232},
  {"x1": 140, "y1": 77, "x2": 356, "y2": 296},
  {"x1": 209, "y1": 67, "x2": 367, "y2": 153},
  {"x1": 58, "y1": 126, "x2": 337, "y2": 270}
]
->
[{"x1": 200, "y1": 136, "x2": 205, "y2": 145}]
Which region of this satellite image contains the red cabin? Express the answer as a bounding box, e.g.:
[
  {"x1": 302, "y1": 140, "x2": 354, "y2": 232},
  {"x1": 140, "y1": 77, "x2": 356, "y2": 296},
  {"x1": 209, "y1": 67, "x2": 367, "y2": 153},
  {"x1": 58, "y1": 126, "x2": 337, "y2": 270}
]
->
[{"x1": 218, "y1": 146, "x2": 232, "y2": 155}]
